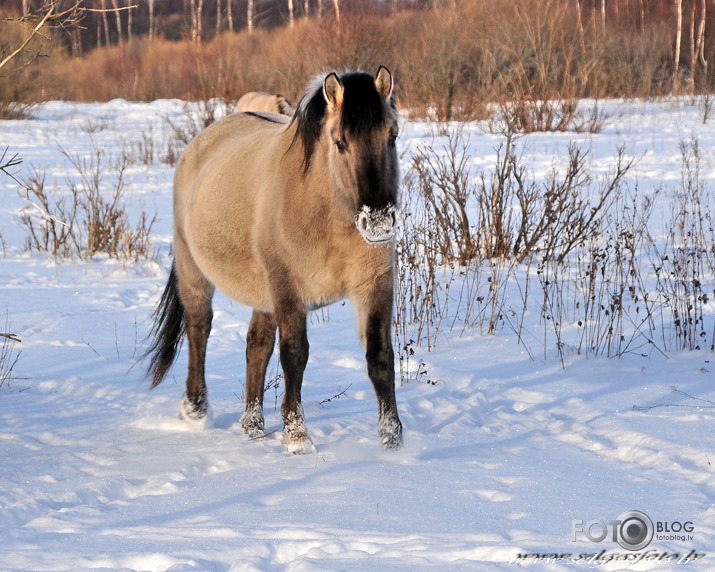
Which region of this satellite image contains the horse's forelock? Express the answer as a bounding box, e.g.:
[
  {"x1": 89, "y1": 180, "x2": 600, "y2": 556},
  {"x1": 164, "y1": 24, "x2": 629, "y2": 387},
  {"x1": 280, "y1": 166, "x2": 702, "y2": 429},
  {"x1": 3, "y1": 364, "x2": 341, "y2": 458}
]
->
[
  {"x1": 339, "y1": 72, "x2": 394, "y2": 135},
  {"x1": 290, "y1": 71, "x2": 396, "y2": 174}
]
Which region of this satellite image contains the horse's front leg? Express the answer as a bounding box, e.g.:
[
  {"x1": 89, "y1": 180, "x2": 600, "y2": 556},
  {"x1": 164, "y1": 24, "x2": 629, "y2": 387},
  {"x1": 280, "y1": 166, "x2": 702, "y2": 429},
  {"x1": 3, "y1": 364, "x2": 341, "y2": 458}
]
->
[
  {"x1": 278, "y1": 307, "x2": 314, "y2": 453},
  {"x1": 357, "y1": 272, "x2": 403, "y2": 451},
  {"x1": 270, "y1": 272, "x2": 315, "y2": 454},
  {"x1": 240, "y1": 310, "x2": 277, "y2": 437}
]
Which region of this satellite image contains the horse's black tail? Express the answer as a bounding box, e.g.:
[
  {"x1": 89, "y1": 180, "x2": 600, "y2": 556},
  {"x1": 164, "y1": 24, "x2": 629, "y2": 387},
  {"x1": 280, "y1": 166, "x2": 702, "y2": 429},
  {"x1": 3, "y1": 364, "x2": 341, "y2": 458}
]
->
[{"x1": 145, "y1": 264, "x2": 186, "y2": 388}]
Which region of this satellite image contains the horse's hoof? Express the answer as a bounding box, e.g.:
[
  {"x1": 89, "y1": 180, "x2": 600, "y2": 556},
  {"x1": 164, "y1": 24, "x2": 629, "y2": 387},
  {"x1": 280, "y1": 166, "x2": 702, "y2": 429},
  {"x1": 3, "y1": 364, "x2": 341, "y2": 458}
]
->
[
  {"x1": 284, "y1": 437, "x2": 316, "y2": 455},
  {"x1": 239, "y1": 410, "x2": 265, "y2": 438},
  {"x1": 380, "y1": 433, "x2": 403, "y2": 451},
  {"x1": 282, "y1": 421, "x2": 315, "y2": 454},
  {"x1": 179, "y1": 393, "x2": 213, "y2": 429},
  {"x1": 379, "y1": 416, "x2": 403, "y2": 451}
]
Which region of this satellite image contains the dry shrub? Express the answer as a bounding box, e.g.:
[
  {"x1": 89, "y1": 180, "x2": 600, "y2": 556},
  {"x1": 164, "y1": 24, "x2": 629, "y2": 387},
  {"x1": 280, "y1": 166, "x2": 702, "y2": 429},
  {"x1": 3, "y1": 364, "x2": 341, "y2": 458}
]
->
[
  {"x1": 19, "y1": 145, "x2": 157, "y2": 263},
  {"x1": 0, "y1": 326, "x2": 23, "y2": 389},
  {"x1": 6, "y1": 0, "x2": 707, "y2": 119}
]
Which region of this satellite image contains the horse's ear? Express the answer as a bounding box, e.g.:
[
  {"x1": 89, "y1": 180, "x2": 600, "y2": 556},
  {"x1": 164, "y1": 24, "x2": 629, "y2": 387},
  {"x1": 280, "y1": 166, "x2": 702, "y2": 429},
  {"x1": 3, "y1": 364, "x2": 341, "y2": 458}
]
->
[
  {"x1": 374, "y1": 66, "x2": 393, "y2": 101},
  {"x1": 323, "y1": 72, "x2": 344, "y2": 109}
]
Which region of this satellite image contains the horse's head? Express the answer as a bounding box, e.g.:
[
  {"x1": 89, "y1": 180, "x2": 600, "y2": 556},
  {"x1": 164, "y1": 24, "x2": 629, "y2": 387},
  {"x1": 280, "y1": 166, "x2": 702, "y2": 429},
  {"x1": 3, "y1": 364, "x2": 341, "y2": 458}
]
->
[{"x1": 294, "y1": 67, "x2": 400, "y2": 244}]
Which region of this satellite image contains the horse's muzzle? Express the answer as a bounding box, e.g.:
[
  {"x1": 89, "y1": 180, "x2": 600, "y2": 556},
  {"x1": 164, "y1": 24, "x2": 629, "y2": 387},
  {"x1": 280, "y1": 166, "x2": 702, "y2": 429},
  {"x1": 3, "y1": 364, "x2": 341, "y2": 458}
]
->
[{"x1": 355, "y1": 204, "x2": 397, "y2": 244}]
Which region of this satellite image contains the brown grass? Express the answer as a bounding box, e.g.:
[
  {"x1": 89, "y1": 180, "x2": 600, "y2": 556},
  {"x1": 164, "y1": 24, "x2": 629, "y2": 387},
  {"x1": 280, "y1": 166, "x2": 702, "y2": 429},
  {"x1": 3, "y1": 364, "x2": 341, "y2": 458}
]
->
[{"x1": 3, "y1": 0, "x2": 711, "y2": 116}]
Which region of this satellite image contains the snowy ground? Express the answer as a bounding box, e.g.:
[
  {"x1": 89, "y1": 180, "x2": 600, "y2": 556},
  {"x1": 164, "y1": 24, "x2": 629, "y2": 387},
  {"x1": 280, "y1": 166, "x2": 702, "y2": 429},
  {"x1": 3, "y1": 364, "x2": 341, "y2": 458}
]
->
[{"x1": 1, "y1": 98, "x2": 715, "y2": 570}]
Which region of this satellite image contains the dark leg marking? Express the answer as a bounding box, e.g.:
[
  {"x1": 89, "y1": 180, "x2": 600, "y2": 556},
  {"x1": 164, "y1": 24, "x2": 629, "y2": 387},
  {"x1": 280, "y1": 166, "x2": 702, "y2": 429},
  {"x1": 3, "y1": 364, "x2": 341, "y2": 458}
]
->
[{"x1": 240, "y1": 310, "x2": 277, "y2": 437}]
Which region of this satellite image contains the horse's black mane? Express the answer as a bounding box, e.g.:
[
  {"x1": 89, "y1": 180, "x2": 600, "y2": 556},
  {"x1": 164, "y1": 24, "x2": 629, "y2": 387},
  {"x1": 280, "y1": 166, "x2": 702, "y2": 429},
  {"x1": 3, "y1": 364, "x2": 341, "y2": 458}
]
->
[
  {"x1": 244, "y1": 111, "x2": 286, "y2": 124},
  {"x1": 290, "y1": 70, "x2": 397, "y2": 173}
]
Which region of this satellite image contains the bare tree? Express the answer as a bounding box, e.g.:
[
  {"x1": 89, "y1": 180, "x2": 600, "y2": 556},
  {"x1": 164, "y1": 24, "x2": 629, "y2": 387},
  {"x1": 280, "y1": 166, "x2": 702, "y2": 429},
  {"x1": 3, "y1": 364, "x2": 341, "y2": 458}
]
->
[
  {"x1": 1, "y1": 1, "x2": 80, "y2": 72},
  {"x1": 100, "y1": 0, "x2": 111, "y2": 46},
  {"x1": 574, "y1": 0, "x2": 585, "y2": 48},
  {"x1": 695, "y1": 0, "x2": 708, "y2": 81},
  {"x1": 110, "y1": 0, "x2": 123, "y2": 43},
  {"x1": 288, "y1": 0, "x2": 294, "y2": 26},
  {"x1": 189, "y1": 0, "x2": 205, "y2": 43},
  {"x1": 638, "y1": 0, "x2": 645, "y2": 30},
  {"x1": 600, "y1": 0, "x2": 606, "y2": 31},
  {"x1": 227, "y1": 0, "x2": 233, "y2": 31},
  {"x1": 333, "y1": 0, "x2": 340, "y2": 25},
  {"x1": 127, "y1": 0, "x2": 132, "y2": 40},
  {"x1": 674, "y1": 0, "x2": 683, "y2": 90},
  {"x1": 684, "y1": 0, "x2": 709, "y2": 91},
  {"x1": 148, "y1": 0, "x2": 155, "y2": 39},
  {"x1": 1, "y1": 1, "x2": 131, "y2": 75},
  {"x1": 248, "y1": 0, "x2": 254, "y2": 32}
]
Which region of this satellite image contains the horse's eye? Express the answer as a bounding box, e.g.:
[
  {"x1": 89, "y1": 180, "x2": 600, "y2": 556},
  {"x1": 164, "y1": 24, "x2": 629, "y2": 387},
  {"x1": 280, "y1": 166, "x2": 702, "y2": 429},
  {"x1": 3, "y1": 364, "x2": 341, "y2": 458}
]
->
[
  {"x1": 389, "y1": 134, "x2": 398, "y2": 148},
  {"x1": 334, "y1": 139, "x2": 347, "y2": 153}
]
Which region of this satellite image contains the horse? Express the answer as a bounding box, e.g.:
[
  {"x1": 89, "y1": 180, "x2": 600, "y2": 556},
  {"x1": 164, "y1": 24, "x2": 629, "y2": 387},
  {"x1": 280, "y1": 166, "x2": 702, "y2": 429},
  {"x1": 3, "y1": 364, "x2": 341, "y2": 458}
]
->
[
  {"x1": 145, "y1": 67, "x2": 403, "y2": 453},
  {"x1": 236, "y1": 91, "x2": 295, "y2": 116}
]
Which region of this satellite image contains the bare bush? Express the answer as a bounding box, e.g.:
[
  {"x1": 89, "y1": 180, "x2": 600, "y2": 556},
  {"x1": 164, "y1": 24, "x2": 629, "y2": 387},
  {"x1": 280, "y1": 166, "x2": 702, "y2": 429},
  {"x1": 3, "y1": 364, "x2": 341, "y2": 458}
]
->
[
  {"x1": 394, "y1": 122, "x2": 644, "y2": 372},
  {"x1": 0, "y1": 326, "x2": 23, "y2": 389},
  {"x1": 18, "y1": 145, "x2": 157, "y2": 263},
  {"x1": 4, "y1": 1, "x2": 707, "y2": 117},
  {"x1": 649, "y1": 138, "x2": 714, "y2": 351},
  {"x1": 162, "y1": 99, "x2": 235, "y2": 165},
  {"x1": 19, "y1": 168, "x2": 80, "y2": 257},
  {"x1": 488, "y1": 99, "x2": 609, "y2": 134}
]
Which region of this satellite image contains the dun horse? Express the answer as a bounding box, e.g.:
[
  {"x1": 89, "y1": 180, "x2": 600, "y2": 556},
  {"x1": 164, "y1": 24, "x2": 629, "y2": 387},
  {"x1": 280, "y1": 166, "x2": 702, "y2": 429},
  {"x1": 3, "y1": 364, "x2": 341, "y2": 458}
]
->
[
  {"x1": 146, "y1": 67, "x2": 403, "y2": 453},
  {"x1": 236, "y1": 91, "x2": 295, "y2": 116}
]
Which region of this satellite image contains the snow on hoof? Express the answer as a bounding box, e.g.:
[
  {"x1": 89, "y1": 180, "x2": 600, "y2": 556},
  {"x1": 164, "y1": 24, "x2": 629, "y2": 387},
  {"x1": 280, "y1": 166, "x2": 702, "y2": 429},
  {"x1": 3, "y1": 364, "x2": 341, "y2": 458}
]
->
[
  {"x1": 284, "y1": 436, "x2": 316, "y2": 455},
  {"x1": 179, "y1": 393, "x2": 213, "y2": 429},
  {"x1": 379, "y1": 416, "x2": 403, "y2": 451},
  {"x1": 240, "y1": 403, "x2": 265, "y2": 438},
  {"x1": 282, "y1": 412, "x2": 315, "y2": 454}
]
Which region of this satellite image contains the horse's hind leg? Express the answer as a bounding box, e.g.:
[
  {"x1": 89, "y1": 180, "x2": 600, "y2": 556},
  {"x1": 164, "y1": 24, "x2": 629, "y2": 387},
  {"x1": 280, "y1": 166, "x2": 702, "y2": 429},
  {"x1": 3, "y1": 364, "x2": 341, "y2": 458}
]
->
[
  {"x1": 240, "y1": 310, "x2": 277, "y2": 437},
  {"x1": 175, "y1": 240, "x2": 215, "y2": 425}
]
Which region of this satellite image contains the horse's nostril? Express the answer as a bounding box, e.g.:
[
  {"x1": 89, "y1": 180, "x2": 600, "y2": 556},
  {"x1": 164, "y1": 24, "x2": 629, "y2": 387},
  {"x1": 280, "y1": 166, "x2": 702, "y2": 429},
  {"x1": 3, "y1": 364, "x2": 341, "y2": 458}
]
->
[{"x1": 360, "y1": 215, "x2": 369, "y2": 231}]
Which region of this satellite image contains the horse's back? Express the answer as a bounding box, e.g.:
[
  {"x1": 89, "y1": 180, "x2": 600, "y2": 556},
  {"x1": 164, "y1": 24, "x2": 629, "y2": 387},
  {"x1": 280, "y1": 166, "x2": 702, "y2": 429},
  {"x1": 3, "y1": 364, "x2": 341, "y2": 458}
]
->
[
  {"x1": 236, "y1": 91, "x2": 293, "y2": 115},
  {"x1": 174, "y1": 112, "x2": 290, "y2": 310}
]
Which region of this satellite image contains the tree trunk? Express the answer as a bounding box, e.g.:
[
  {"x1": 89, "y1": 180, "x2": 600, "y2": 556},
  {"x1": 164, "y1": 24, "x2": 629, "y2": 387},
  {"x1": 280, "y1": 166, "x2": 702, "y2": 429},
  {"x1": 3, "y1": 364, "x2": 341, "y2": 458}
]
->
[
  {"x1": 639, "y1": 0, "x2": 645, "y2": 31},
  {"x1": 227, "y1": 0, "x2": 233, "y2": 30},
  {"x1": 690, "y1": 0, "x2": 697, "y2": 92},
  {"x1": 674, "y1": 0, "x2": 683, "y2": 91},
  {"x1": 127, "y1": 0, "x2": 133, "y2": 42},
  {"x1": 248, "y1": 0, "x2": 254, "y2": 33},
  {"x1": 288, "y1": 0, "x2": 294, "y2": 27},
  {"x1": 333, "y1": 0, "x2": 340, "y2": 25},
  {"x1": 574, "y1": 0, "x2": 584, "y2": 49},
  {"x1": 111, "y1": 0, "x2": 123, "y2": 44},
  {"x1": 190, "y1": 0, "x2": 204, "y2": 43},
  {"x1": 216, "y1": 0, "x2": 222, "y2": 35},
  {"x1": 695, "y1": 0, "x2": 708, "y2": 84},
  {"x1": 600, "y1": 0, "x2": 606, "y2": 31},
  {"x1": 101, "y1": 0, "x2": 111, "y2": 46},
  {"x1": 149, "y1": 0, "x2": 155, "y2": 40}
]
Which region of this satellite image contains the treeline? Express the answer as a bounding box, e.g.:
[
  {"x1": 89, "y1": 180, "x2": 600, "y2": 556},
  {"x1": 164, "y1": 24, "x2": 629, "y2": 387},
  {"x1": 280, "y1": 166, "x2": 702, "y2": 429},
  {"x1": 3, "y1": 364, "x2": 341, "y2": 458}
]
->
[{"x1": 1, "y1": 0, "x2": 713, "y2": 116}]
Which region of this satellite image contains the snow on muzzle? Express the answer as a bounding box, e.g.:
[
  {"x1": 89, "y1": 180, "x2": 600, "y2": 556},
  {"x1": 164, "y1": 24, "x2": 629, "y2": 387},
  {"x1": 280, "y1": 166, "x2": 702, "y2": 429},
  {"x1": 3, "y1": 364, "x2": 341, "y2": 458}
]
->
[{"x1": 355, "y1": 204, "x2": 397, "y2": 244}]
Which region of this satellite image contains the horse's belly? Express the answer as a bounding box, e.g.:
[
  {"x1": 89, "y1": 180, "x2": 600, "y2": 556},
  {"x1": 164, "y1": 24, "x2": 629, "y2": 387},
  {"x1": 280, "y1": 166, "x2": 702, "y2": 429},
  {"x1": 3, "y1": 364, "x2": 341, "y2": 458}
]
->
[
  {"x1": 186, "y1": 215, "x2": 273, "y2": 311},
  {"x1": 211, "y1": 266, "x2": 273, "y2": 312}
]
